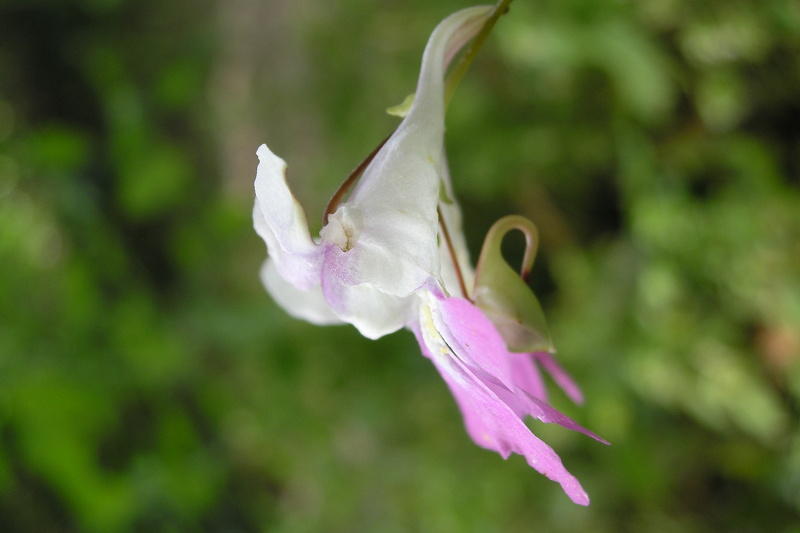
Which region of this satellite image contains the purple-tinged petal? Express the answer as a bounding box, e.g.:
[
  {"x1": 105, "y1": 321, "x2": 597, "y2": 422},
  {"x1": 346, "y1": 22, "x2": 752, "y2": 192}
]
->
[
  {"x1": 322, "y1": 228, "x2": 441, "y2": 299},
  {"x1": 320, "y1": 245, "x2": 421, "y2": 339},
  {"x1": 534, "y1": 351, "x2": 585, "y2": 405},
  {"x1": 432, "y1": 297, "x2": 601, "y2": 438},
  {"x1": 260, "y1": 259, "x2": 341, "y2": 326},
  {"x1": 413, "y1": 300, "x2": 593, "y2": 506},
  {"x1": 432, "y1": 297, "x2": 517, "y2": 391},
  {"x1": 507, "y1": 351, "x2": 548, "y2": 403},
  {"x1": 254, "y1": 144, "x2": 321, "y2": 291},
  {"x1": 520, "y1": 390, "x2": 608, "y2": 444}
]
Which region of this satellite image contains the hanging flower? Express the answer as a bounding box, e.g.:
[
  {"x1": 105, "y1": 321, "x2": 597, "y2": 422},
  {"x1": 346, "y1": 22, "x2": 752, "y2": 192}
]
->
[{"x1": 253, "y1": 5, "x2": 606, "y2": 505}]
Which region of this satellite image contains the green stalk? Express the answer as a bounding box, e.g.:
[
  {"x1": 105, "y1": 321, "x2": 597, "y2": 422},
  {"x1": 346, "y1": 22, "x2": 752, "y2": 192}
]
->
[{"x1": 444, "y1": 0, "x2": 514, "y2": 107}]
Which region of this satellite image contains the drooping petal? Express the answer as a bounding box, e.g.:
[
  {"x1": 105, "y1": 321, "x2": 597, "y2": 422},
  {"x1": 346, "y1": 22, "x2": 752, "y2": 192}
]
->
[
  {"x1": 507, "y1": 351, "x2": 548, "y2": 403},
  {"x1": 254, "y1": 144, "x2": 322, "y2": 291},
  {"x1": 326, "y1": 7, "x2": 493, "y2": 298},
  {"x1": 432, "y1": 297, "x2": 602, "y2": 442},
  {"x1": 520, "y1": 390, "x2": 604, "y2": 442},
  {"x1": 506, "y1": 351, "x2": 585, "y2": 406},
  {"x1": 260, "y1": 259, "x2": 342, "y2": 326},
  {"x1": 433, "y1": 297, "x2": 518, "y2": 392},
  {"x1": 533, "y1": 351, "x2": 585, "y2": 405},
  {"x1": 413, "y1": 296, "x2": 594, "y2": 506}
]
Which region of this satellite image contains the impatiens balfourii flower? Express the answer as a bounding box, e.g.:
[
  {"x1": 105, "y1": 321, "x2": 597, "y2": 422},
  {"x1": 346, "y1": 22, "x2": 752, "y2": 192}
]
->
[{"x1": 253, "y1": 5, "x2": 607, "y2": 505}]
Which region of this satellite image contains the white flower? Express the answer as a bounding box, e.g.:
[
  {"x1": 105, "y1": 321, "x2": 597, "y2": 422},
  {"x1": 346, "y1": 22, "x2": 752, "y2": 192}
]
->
[{"x1": 254, "y1": 5, "x2": 606, "y2": 505}]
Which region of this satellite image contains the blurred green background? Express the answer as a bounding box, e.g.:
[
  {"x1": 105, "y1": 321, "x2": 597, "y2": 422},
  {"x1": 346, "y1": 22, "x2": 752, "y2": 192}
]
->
[{"x1": 1, "y1": 0, "x2": 799, "y2": 531}]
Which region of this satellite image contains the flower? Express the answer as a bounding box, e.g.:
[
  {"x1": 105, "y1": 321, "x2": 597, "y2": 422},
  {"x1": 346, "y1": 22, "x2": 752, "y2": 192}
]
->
[{"x1": 253, "y1": 5, "x2": 606, "y2": 505}]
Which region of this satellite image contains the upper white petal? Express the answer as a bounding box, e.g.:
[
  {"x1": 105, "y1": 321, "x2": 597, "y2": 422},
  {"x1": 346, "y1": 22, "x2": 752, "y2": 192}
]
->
[
  {"x1": 254, "y1": 7, "x2": 492, "y2": 337},
  {"x1": 335, "y1": 6, "x2": 492, "y2": 297}
]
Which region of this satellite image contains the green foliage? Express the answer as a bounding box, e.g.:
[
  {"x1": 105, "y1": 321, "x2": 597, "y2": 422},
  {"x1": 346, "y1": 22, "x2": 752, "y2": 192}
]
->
[{"x1": 0, "y1": 0, "x2": 798, "y2": 531}]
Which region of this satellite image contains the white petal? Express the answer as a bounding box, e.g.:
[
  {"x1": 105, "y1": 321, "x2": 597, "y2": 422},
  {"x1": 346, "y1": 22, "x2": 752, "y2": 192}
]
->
[
  {"x1": 261, "y1": 259, "x2": 342, "y2": 325},
  {"x1": 254, "y1": 144, "x2": 321, "y2": 290},
  {"x1": 319, "y1": 204, "x2": 363, "y2": 252},
  {"x1": 336, "y1": 6, "x2": 492, "y2": 297},
  {"x1": 320, "y1": 249, "x2": 417, "y2": 339},
  {"x1": 323, "y1": 220, "x2": 443, "y2": 297}
]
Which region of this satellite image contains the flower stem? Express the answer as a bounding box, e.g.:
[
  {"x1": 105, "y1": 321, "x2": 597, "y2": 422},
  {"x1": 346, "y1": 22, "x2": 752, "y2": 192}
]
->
[
  {"x1": 438, "y1": 206, "x2": 471, "y2": 299},
  {"x1": 444, "y1": 0, "x2": 514, "y2": 107},
  {"x1": 322, "y1": 133, "x2": 391, "y2": 226}
]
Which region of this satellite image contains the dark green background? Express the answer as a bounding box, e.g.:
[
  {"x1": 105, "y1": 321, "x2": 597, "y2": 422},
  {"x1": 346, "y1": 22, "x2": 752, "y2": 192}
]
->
[{"x1": 1, "y1": 0, "x2": 799, "y2": 531}]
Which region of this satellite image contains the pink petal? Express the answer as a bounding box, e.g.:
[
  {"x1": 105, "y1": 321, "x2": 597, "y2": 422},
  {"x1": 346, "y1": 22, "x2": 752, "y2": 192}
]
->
[
  {"x1": 434, "y1": 297, "x2": 602, "y2": 439},
  {"x1": 534, "y1": 351, "x2": 585, "y2": 405},
  {"x1": 413, "y1": 296, "x2": 607, "y2": 505},
  {"x1": 434, "y1": 297, "x2": 518, "y2": 389},
  {"x1": 507, "y1": 351, "x2": 548, "y2": 403},
  {"x1": 412, "y1": 311, "x2": 592, "y2": 505},
  {"x1": 521, "y1": 391, "x2": 608, "y2": 444}
]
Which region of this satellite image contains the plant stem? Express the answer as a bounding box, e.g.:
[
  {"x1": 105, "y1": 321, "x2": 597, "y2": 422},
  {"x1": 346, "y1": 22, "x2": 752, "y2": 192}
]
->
[
  {"x1": 438, "y1": 206, "x2": 470, "y2": 299},
  {"x1": 322, "y1": 133, "x2": 390, "y2": 226}
]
